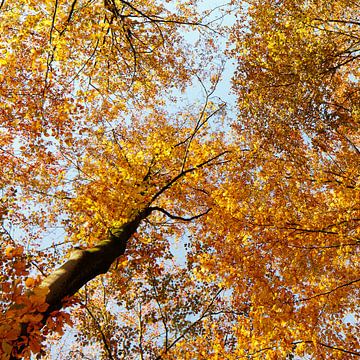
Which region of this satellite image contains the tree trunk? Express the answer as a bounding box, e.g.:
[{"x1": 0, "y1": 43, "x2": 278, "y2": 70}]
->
[{"x1": 10, "y1": 209, "x2": 150, "y2": 359}]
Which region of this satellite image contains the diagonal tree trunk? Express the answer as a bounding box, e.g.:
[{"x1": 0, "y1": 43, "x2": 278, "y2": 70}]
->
[
  {"x1": 42, "y1": 211, "x2": 147, "y2": 314},
  {"x1": 10, "y1": 209, "x2": 151, "y2": 359}
]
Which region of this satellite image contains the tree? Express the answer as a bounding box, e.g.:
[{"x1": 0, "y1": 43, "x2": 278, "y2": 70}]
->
[{"x1": 0, "y1": 0, "x2": 359, "y2": 358}]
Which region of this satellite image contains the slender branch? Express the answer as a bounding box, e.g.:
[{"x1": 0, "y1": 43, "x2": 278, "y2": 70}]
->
[
  {"x1": 180, "y1": 102, "x2": 226, "y2": 172},
  {"x1": 247, "y1": 345, "x2": 276, "y2": 357},
  {"x1": 246, "y1": 339, "x2": 360, "y2": 358},
  {"x1": 180, "y1": 95, "x2": 210, "y2": 172},
  {"x1": 298, "y1": 278, "x2": 360, "y2": 302},
  {"x1": 138, "y1": 303, "x2": 145, "y2": 360},
  {"x1": 49, "y1": 0, "x2": 58, "y2": 44},
  {"x1": 286, "y1": 227, "x2": 338, "y2": 235},
  {"x1": 122, "y1": 20, "x2": 137, "y2": 82},
  {"x1": 67, "y1": 37, "x2": 100, "y2": 85},
  {"x1": 117, "y1": 0, "x2": 212, "y2": 29},
  {"x1": 323, "y1": 54, "x2": 360, "y2": 74},
  {"x1": 334, "y1": 128, "x2": 360, "y2": 155},
  {"x1": 287, "y1": 242, "x2": 360, "y2": 250},
  {"x1": 314, "y1": 18, "x2": 360, "y2": 26},
  {"x1": 155, "y1": 288, "x2": 223, "y2": 359},
  {"x1": 142, "y1": 156, "x2": 156, "y2": 182},
  {"x1": 29, "y1": 260, "x2": 47, "y2": 277},
  {"x1": 207, "y1": 310, "x2": 247, "y2": 317},
  {"x1": 27, "y1": 187, "x2": 72, "y2": 200},
  {"x1": 149, "y1": 206, "x2": 211, "y2": 222},
  {"x1": 150, "y1": 150, "x2": 230, "y2": 203},
  {"x1": 293, "y1": 340, "x2": 360, "y2": 357},
  {"x1": 59, "y1": 0, "x2": 78, "y2": 36},
  {"x1": 82, "y1": 302, "x2": 115, "y2": 360},
  {"x1": 111, "y1": 129, "x2": 131, "y2": 166},
  {"x1": 317, "y1": 341, "x2": 360, "y2": 356},
  {"x1": 0, "y1": 146, "x2": 33, "y2": 166},
  {"x1": 150, "y1": 276, "x2": 169, "y2": 353}
]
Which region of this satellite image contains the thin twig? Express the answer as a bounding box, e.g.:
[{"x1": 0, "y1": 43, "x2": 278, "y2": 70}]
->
[
  {"x1": 59, "y1": 0, "x2": 78, "y2": 36},
  {"x1": 150, "y1": 150, "x2": 230, "y2": 204},
  {"x1": 150, "y1": 275, "x2": 169, "y2": 353},
  {"x1": 298, "y1": 278, "x2": 360, "y2": 302},
  {"x1": 293, "y1": 340, "x2": 360, "y2": 357},
  {"x1": 82, "y1": 302, "x2": 115, "y2": 360},
  {"x1": 155, "y1": 288, "x2": 223, "y2": 359},
  {"x1": 138, "y1": 303, "x2": 145, "y2": 360}
]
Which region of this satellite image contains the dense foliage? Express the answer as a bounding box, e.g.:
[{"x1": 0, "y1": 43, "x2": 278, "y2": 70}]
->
[{"x1": 0, "y1": 0, "x2": 359, "y2": 358}]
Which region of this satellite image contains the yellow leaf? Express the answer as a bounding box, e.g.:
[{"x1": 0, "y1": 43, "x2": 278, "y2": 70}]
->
[{"x1": 1, "y1": 341, "x2": 13, "y2": 356}]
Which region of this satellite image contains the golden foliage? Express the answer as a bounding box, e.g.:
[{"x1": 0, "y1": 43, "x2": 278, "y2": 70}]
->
[{"x1": 0, "y1": 0, "x2": 359, "y2": 358}]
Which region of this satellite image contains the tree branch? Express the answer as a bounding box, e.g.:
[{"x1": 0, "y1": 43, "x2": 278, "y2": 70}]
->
[
  {"x1": 293, "y1": 340, "x2": 360, "y2": 357},
  {"x1": 10, "y1": 208, "x2": 152, "y2": 358},
  {"x1": 155, "y1": 288, "x2": 223, "y2": 359},
  {"x1": 298, "y1": 278, "x2": 360, "y2": 302},
  {"x1": 150, "y1": 150, "x2": 230, "y2": 204},
  {"x1": 82, "y1": 302, "x2": 114, "y2": 360},
  {"x1": 149, "y1": 207, "x2": 211, "y2": 222}
]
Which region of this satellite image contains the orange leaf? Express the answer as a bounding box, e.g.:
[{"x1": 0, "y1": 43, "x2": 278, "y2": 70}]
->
[{"x1": 25, "y1": 278, "x2": 35, "y2": 288}]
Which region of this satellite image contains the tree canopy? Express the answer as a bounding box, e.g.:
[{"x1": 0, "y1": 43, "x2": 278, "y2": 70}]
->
[{"x1": 0, "y1": 0, "x2": 359, "y2": 359}]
